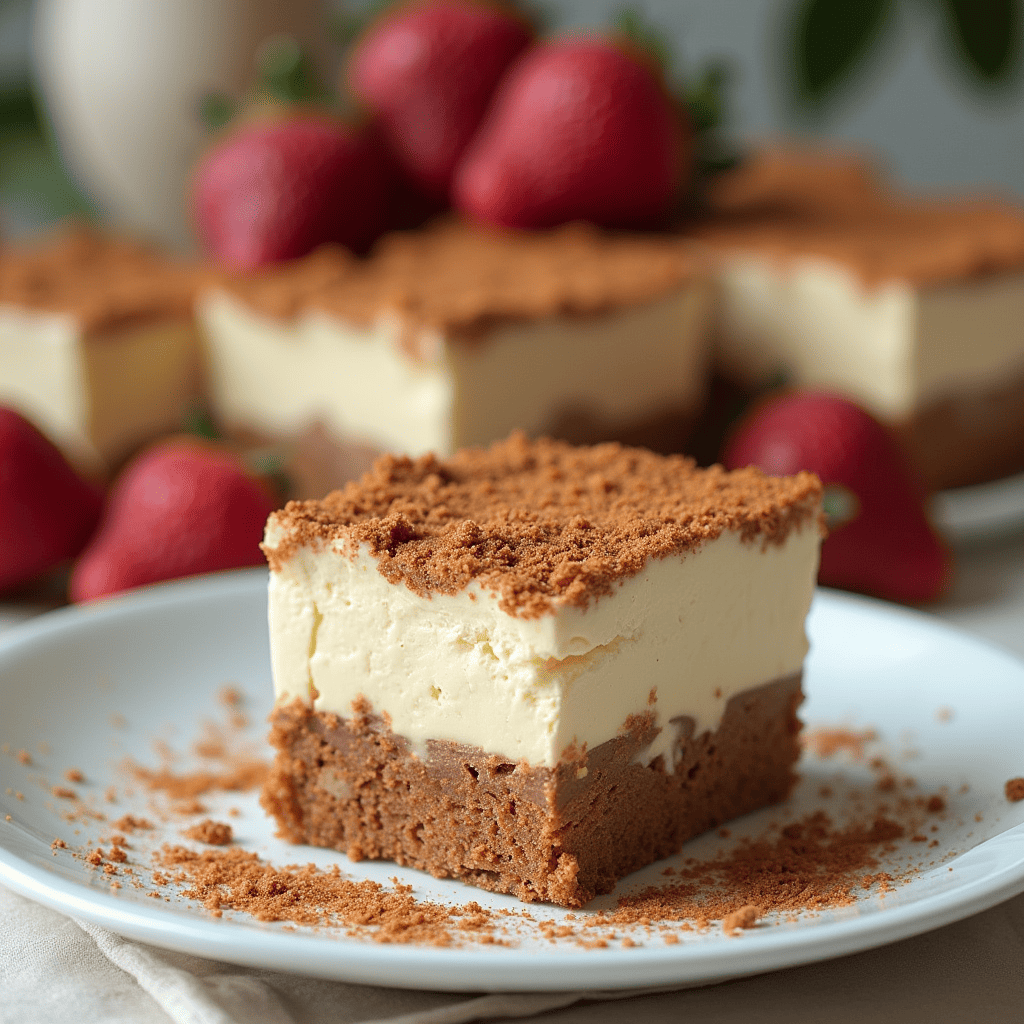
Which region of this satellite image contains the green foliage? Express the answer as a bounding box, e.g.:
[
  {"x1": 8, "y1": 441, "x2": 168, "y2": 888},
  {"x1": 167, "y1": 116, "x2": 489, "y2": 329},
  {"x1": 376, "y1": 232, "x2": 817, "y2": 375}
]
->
[
  {"x1": 255, "y1": 35, "x2": 327, "y2": 106},
  {"x1": 614, "y1": 7, "x2": 673, "y2": 71},
  {"x1": 198, "y1": 93, "x2": 236, "y2": 133},
  {"x1": 939, "y1": 0, "x2": 1021, "y2": 83},
  {"x1": 788, "y1": 0, "x2": 1023, "y2": 115},
  {"x1": 790, "y1": 0, "x2": 895, "y2": 109}
]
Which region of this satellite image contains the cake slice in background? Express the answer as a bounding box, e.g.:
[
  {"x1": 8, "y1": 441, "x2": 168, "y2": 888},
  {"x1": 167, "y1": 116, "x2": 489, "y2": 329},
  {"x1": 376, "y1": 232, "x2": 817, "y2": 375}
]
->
[
  {"x1": 199, "y1": 220, "x2": 713, "y2": 497},
  {"x1": 260, "y1": 433, "x2": 823, "y2": 906},
  {"x1": 689, "y1": 147, "x2": 1024, "y2": 491},
  {"x1": 0, "y1": 226, "x2": 205, "y2": 478}
]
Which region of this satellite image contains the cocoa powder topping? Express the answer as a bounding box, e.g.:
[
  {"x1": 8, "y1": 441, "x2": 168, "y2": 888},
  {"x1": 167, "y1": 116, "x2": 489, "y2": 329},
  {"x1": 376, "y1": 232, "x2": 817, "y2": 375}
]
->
[
  {"x1": 1006, "y1": 777, "x2": 1024, "y2": 802},
  {"x1": 222, "y1": 218, "x2": 700, "y2": 335},
  {"x1": 265, "y1": 433, "x2": 822, "y2": 618},
  {"x1": 690, "y1": 147, "x2": 1024, "y2": 287},
  {"x1": 183, "y1": 819, "x2": 233, "y2": 846},
  {"x1": 0, "y1": 224, "x2": 205, "y2": 330}
]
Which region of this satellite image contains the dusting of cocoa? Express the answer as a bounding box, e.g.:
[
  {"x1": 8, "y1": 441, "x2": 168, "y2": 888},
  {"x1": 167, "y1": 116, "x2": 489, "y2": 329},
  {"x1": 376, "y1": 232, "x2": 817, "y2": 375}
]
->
[
  {"x1": 152, "y1": 845, "x2": 499, "y2": 944},
  {"x1": 722, "y1": 905, "x2": 761, "y2": 936},
  {"x1": 183, "y1": 819, "x2": 233, "y2": 846},
  {"x1": 1005, "y1": 778, "x2": 1024, "y2": 802},
  {"x1": 265, "y1": 433, "x2": 822, "y2": 618},
  {"x1": 125, "y1": 758, "x2": 267, "y2": 801},
  {"x1": 803, "y1": 727, "x2": 876, "y2": 760}
]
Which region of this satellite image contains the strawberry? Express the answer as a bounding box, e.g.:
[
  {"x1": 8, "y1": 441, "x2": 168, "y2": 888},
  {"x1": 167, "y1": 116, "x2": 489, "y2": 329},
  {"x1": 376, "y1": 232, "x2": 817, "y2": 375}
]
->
[
  {"x1": 0, "y1": 407, "x2": 103, "y2": 593},
  {"x1": 722, "y1": 391, "x2": 951, "y2": 604},
  {"x1": 70, "y1": 439, "x2": 277, "y2": 602},
  {"x1": 452, "y1": 35, "x2": 688, "y2": 229},
  {"x1": 347, "y1": 0, "x2": 533, "y2": 198},
  {"x1": 192, "y1": 113, "x2": 393, "y2": 269}
]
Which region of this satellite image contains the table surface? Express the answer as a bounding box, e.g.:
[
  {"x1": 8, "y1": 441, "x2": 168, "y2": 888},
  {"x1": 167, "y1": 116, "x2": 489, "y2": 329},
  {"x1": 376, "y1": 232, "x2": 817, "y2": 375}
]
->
[{"x1": 1, "y1": 531, "x2": 1022, "y2": 1024}]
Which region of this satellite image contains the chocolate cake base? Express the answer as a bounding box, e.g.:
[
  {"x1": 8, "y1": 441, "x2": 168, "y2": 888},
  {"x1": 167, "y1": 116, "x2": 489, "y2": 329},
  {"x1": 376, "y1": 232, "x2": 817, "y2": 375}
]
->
[{"x1": 261, "y1": 674, "x2": 803, "y2": 908}]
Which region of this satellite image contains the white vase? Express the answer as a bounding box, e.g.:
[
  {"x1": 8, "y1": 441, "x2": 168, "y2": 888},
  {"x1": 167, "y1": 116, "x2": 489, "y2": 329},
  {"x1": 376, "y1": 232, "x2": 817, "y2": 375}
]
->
[{"x1": 32, "y1": 0, "x2": 327, "y2": 251}]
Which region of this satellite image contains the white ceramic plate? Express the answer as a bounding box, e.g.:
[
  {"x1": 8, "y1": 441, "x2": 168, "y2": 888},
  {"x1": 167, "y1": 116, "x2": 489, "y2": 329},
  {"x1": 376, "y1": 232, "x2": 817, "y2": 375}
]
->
[
  {"x1": 931, "y1": 471, "x2": 1024, "y2": 543},
  {"x1": 1, "y1": 570, "x2": 1023, "y2": 992}
]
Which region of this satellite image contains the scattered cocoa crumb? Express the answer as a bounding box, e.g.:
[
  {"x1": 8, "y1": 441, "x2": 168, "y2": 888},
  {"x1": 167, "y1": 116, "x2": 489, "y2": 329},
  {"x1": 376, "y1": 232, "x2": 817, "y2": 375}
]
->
[
  {"x1": 4, "y1": 814, "x2": 10, "y2": 821},
  {"x1": 109, "y1": 834, "x2": 127, "y2": 848},
  {"x1": 153, "y1": 846, "x2": 499, "y2": 945},
  {"x1": 1006, "y1": 778, "x2": 1024, "y2": 802},
  {"x1": 107, "y1": 847, "x2": 128, "y2": 863},
  {"x1": 173, "y1": 799, "x2": 207, "y2": 816},
  {"x1": 14, "y1": 792, "x2": 23, "y2": 801},
  {"x1": 125, "y1": 758, "x2": 267, "y2": 800},
  {"x1": 86, "y1": 849, "x2": 104, "y2": 866},
  {"x1": 602, "y1": 812, "x2": 908, "y2": 932},
  {"x1": 803, "y1": 728, "x2": 876, "y2": 760},
  {"x1": 219, "y1": 686, "x2": 242, "y2": 708},
  {"x1": 51, "y1": 787, "x2": 76, "y2": 800},
  {"x1": 183, "y1": 820, "x2": 233, "y2": 846},
  {"x1": 17, "y1": 749, "x2": 31, "y2": 766},
  {"x1": 723, "y1": 905, "x2": 761, "y2": 936},
  {"x1": 104, "y1": 786, "x2": 117, "y2": 803},
  {"x1": 50, "y1": 839, "x2": 66, "y2": 850},
  {"x1": 103, "y1": 863, "x2": 118, "y2": 875},
  {"x1": 64, "y1": 768, "x2": 84, "y2": 784},
  {"x1": 927, "y1": 796, "x2": 946, "y2": 813},
  {"x1": 111, "y1": 815, "x2": 153, "y2": 833},
  {"x1": 936, "y1": 706, "x2": 954, "y2": 723}
]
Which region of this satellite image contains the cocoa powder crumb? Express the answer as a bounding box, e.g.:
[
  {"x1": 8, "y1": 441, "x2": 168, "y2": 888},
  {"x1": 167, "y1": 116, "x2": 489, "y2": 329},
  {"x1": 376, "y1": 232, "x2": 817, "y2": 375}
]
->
[
  {"x1": 16, "y1": 749, "x2": 31, "y2": 766},
  {"x1": 125, "y1": 758, "x2": 268, "y2": 801},
  {"x1": 51, "y1": 787, "x2": 76, "y2": 800},
  {"x1": 927, "y1": 796, "x2": 946, "y2": 813},
  {"x1": 803, "y1": 728, "x2": 877, "y2": 760},
  {"x1": 50, "y1": 839, "x2": 66, "y2": 850},
  {"x1": 65, "y1": 768, "x2": 84, "y2": 784},
  {"x1": 723, "y1": 905, "x2": 761, "y2": 936},
  {"x1": 1006, "y1": 778, "x2": 1024, "y2": 802},
  {"x1": 86, "y1": 849, "x2": 104, "y2": 866},
  {"x1": 183, "y1": 820, "x2": 233, "y2": 846},
  {"x1": 107, "y1": 847, "x2": 128, "y2": 863},
  {"x1": 111, "y1": 815, "x2": 153, "y2": 833},
  {"x1": 153, "y1": 845, "x2": 499, "y2": 946}
]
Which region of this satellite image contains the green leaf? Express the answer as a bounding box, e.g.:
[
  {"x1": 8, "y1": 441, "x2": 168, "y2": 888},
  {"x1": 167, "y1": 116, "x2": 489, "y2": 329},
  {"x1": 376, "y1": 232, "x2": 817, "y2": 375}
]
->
[
  {"x1": 199, "y1": 93, "x2": 236, "y2": 133},
  {"x1": 789, "y1": 0, "x2": 895, "y2": 109},
  {"x1": 182, "y1": 405, "x2": 220, "y2": 441},
  {"x1": 686, "y1": 59, "x2": 732, "y2": 134},
  {"x1": 255, "y1": 35, "x2": 326, "y2": 106},
  {"x1": 939, "y1": 0, "x2": 1021, "y2": 85},
  {"x1": 614, "y1": 7, "x2": 673, "y2": 73}
]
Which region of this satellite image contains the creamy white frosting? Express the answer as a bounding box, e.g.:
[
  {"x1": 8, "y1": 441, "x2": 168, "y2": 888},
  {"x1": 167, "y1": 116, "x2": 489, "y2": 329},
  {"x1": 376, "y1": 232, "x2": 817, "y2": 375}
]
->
[
  {"x1": 0, "y1": 305, "x2": 201, "y2": 473},
  {"x1": 198, "y1": 284, "x2": 713, "y2": 458},
  {"x1": 714, "y1": 258, "x2": 1024, "y2": 419},
  {"x1": 265, "y1": 521, "x2": 821, "y2": 770}
]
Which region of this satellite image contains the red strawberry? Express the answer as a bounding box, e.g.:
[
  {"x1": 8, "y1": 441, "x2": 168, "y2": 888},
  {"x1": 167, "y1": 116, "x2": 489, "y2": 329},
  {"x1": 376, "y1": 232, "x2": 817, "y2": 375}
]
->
[
  {"x1": 70, "y1": 440, "x2": 277, "y2": 602},
  {"x1": 193, "y1": 114, "x2": 392, "y2": 269},
  {"x1": 0, "y1": 407, "x2": 103, "y2": 593},
  {"x1": 723, "y1": 391, "x2": 950, "y2": 604},
  {"x1": 348, "y1": 0, "x2": 533, "y2": 198},
  {"x1": 452, "y1": 36, "x2": 688, "y2": 229}
]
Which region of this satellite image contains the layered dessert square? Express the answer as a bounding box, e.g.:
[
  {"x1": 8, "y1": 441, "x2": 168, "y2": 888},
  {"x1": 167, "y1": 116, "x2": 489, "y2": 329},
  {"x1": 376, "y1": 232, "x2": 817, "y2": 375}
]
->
[
  {"x1": 260, "y1": 433, "x2": 823, "y2": 906},
  {"x1": 199, "y1": 219, "x2": 712, "y2": 496},
  {"x1": 688, "y1": 148, "x2": 1024, "y2": 490},
  {"x1": 0, "y1": 226, "x2": 205, "y2": 478}
]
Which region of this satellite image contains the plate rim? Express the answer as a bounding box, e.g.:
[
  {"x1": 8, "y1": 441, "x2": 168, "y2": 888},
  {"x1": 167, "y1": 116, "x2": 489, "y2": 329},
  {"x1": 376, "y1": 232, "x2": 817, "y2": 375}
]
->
[{"x1": 1, "y1": 572, "x2": 1024, "y2": 991}]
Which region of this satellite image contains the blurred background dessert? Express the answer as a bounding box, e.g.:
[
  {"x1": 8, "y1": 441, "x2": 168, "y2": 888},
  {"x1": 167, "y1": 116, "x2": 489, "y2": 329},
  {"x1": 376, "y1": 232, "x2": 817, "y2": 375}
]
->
[{"x1": 1, "y1": 0, "x2": 1022, "y2": 605}]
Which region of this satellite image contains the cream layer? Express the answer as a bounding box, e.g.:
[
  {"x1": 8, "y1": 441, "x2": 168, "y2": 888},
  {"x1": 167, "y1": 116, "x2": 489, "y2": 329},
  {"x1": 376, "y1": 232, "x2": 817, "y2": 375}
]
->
[
  {"x1": 264, "y1": 522, "x2": 821, "y2": 770},
  {"x1": 0, "y1": 306, "x2": 202, "y2": 474},
  {"x1": 714, "y1": 258, "x2": 1024, "y2": 420},
  {"x1": 198, "y1": 284, "x2": 713, "y2": 459}
]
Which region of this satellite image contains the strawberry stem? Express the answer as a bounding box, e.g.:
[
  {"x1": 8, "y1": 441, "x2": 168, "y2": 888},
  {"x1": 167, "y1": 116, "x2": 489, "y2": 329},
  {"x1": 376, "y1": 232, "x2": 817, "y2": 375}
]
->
[
  {"x1": 199, "y1": 93, "x2": 236, "y2": 133},
  {"x1": 613, "y1": 7, "x2": 672, "y2": 73},
  {"x1": 256, "y1": 35, "x2": 326, "y2": 106}
]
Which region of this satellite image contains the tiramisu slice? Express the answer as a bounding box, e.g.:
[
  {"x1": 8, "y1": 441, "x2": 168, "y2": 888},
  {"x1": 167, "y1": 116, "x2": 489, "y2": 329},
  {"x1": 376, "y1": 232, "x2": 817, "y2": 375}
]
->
[
  {"x1": 199, "y1": 219, "x2": 712, "y2": 495},
  {"x1": 261, "y1": 433, "x2": 823, "y2": 907},
  {"x1": 0, "y1": 226, "x2": 204, "y2": 477},
  {"x1": 690, "y1": 148, "x2": 1024, "y2": 490}
]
